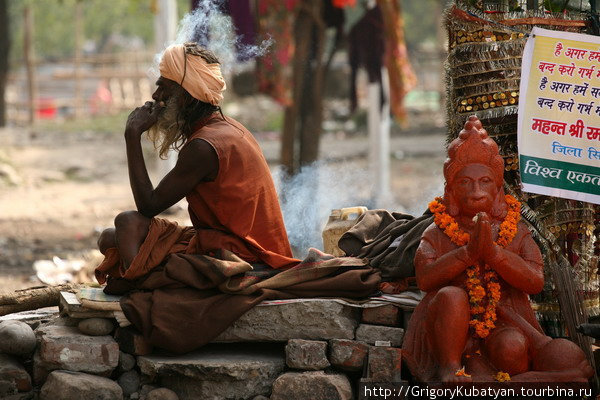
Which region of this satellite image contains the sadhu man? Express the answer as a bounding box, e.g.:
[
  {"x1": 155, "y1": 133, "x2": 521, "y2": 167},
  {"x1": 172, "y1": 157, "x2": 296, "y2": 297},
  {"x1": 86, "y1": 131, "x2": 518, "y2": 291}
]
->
[{"x1": 95, "y1": 42, "x2": 298, "y2": 281}]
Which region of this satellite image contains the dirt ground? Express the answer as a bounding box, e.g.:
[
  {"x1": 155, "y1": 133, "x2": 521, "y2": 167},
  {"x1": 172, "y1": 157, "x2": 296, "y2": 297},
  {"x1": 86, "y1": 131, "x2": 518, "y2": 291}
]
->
[{"x1": 0, "y1": 111, "x2": 446, "y2": 293}]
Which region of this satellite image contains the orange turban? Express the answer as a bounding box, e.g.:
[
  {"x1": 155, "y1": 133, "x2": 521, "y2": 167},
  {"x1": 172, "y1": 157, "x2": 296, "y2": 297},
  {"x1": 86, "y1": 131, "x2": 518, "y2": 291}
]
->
[{"x1": 159, "y1": 44, "x2": 226, "y2": 106}]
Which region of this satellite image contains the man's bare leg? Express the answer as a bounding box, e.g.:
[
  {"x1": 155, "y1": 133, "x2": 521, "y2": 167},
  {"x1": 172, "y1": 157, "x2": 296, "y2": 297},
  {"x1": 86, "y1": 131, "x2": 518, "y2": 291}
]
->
[
  {"x1": 426, "y1": 286, "x2": 472, "y2": 382},
  {"x1": 113, "y1": 211, "x2": 151, "y2": 270}
]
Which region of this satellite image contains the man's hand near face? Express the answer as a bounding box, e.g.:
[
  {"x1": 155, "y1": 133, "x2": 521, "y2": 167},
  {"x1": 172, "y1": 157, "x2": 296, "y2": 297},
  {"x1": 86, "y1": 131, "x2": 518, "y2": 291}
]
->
[{"x1": 125, "y1": 101, "x2": 165, "y2": 139}]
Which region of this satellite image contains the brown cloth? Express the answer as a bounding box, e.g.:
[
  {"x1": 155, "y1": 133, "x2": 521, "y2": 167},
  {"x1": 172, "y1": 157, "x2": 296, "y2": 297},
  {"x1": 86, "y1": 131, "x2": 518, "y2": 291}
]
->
[
  {"x1": 338, "y1": 209, "x2": 433, "y2": 281},
  {"x1": 185, "y1": 115, "x2": 299, "y2": 269},
  {"x1": 104, "y1": 247, "x2": 380, "y2": 354},
  {"x1": 96, "y1": 217, "x2": 380, "y2": 353}
]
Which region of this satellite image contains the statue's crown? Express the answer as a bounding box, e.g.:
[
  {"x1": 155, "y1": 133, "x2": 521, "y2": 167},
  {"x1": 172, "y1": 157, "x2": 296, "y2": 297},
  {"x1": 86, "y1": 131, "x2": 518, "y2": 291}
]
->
[{"x1": 443, "y1": 116, "x2": 504, "y2": 186}]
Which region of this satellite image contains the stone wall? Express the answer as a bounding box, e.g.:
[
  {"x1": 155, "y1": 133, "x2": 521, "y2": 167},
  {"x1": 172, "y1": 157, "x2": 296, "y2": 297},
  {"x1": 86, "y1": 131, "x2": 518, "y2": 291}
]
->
[{"x1": 0, "y1": 298, "x2": 410, "y2": 400}]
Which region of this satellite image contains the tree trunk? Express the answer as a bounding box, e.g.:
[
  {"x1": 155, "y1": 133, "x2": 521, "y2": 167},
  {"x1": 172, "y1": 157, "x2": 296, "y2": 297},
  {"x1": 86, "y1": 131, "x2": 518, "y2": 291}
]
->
[
  {"x1": 0, "y1": 0, "x2": 9, "y2": 127},
  {"x1": 0, "y1": 284, "x2": 81, "y2": 317},
  {"x1": 24, "y1": 5, "x2": 37, "y2": 125},
  {"x1": 280, "y1": 0, "x2": 326, "y2": 175}
]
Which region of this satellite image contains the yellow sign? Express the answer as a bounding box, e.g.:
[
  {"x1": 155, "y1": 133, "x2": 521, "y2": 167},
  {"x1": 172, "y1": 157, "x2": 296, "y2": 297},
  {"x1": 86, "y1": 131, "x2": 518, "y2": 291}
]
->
[{"x1": 518, "y1": 27, "x2": 600, "y2": 205}]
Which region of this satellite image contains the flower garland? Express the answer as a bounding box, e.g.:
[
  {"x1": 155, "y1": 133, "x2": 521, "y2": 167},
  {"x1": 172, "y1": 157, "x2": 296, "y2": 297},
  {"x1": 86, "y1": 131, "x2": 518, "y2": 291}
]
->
[{"x1": 428, "y1": 194, "x2": 520, "y2": 339}]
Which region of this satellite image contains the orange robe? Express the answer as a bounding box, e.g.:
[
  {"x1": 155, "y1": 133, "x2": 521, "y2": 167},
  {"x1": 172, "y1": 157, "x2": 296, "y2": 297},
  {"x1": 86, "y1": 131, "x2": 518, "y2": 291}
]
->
[{"x1": 185, "y1": 115, "x2": 298, "y2": 269}]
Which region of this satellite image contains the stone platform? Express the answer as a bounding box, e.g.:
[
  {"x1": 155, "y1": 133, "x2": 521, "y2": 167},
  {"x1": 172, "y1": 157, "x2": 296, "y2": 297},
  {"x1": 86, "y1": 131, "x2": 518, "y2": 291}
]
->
[{"x1": 2, "y1": 291, "x2": 410, "y2": 400}]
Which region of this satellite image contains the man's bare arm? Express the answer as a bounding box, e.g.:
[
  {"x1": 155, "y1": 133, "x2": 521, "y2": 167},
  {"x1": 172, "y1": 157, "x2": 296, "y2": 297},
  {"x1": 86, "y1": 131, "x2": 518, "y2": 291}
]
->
[{"x1": 124, "y1": 103, "x2": 217, "y2": 217}]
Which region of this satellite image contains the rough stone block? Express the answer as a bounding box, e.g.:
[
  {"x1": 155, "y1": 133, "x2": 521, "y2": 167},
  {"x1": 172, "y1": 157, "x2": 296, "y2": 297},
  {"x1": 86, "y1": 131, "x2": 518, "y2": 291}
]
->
[
  {"x1": 146, "y1": 388, "x2": 179, "y2": 400},
  {"x1": 361, "y1": 305, "x2": 401, "y2": 326},
  {"x1": 39, "y1": 370, "x2": 122, "y2": 400},
  {"x1": 215, "y1": 301, "x2": 360, "y2": 342},
  {"x1": 118, "y1": 370, "x2": 140, "y2": 396},
  {"x1": 33, "y1": 325, "x2": 119, "y2": 383},
  {"x1": 78, "y1": 318, "x2": 114, "y2": 336},
  {"x1": 137, "y1": 343, "x2": 285, "y2": 400},
  {"x1": 118, "y1": 351, "x2": 136, "y2": 373},
  {"x1": 329, "y1": 339, "x2": 369, "y2": 371},
  {"x1": 270, "y1": 371, "x2": 352, "y2": 400},
  {"x1": 367, "y1": 347, "x2": 402, "y2": 382},
  {"x1": 355, "y1": 324, "x2": 404, "y2": 347},
  {"x1": 286, "y1": 339, "x2": 330, "y2": 370},
  {"x1": 114, "y1": 327, "x2": 153, "y2": 356},
  {"x1": 0, "y1": 354, "x2": 32, "y2": 395}
]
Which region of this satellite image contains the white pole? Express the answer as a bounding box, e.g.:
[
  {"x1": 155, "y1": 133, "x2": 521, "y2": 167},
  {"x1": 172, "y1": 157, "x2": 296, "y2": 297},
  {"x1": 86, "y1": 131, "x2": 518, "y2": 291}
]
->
[{"x1": 367, "y1": 67, "x2": 392, "y2": 207}]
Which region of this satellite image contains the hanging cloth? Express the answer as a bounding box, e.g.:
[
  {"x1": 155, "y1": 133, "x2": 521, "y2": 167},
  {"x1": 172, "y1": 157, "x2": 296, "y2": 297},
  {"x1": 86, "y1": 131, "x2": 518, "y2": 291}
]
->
[
  {"x1": 348, "y1": 6, "x2": 386, "y2": 113},
  {"x1": 376, "y1": 0, "x2": 417, "y2": 123},
  {"x1": 255, "y1": 0, "x2": 300, "y2": 105}
]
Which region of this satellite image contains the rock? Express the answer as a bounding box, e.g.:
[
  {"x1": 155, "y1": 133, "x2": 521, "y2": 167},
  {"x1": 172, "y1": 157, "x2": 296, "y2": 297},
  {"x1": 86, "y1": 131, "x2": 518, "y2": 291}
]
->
[
  {"x1": 118, "y1": 370, "x2": 140, "y2": 396},
  {"x1": 119, "y1": 351, "x2": 136, "y2": 373},
  {"x1": 146, "y1": 388, "x2": 179, "y2": 400},
  {"x1": 33, "y1": 325, "x2": 119, "y2": 384},
  {"x1": 270, "y1": 371, "x2": 352, "y2": 400},
  {"x1": 130, "y1": 393, "x2": 140, "y2": 400},
  {"x1": 355, "y1": 324, "x2": 404, "y2": 347},
  {"x1": 114, "y1": 327, "x2": 153, "y2": 356},
  {"x1": 366, "y1": 347, "x2": 402, "y2": 382},
  {"x1": 361, "y1": 305, "x2": 401, "y2": 326},
  {"x1": 0, "y1": 320, "x2": 37, "y2": 356},
  {"x1": 215, "y1": 301, "x2": 360, "y2": 342},
  {"x1": 0, "y1": 354, "x2": 32, "y2": 395},
  {"x1": 39, "y1": 370, "x2": 123, "y2": 400},
  {"x1": 285, "y1": 339, "x2": 330, "y2": 370},
  {"x1": 329, "y1": 339, "x2": 369, "y2": 371},
  {"x1": 78, "y1": 318, "x2": 114, "y2": 336},
  {"x1": 252, "y1": 396, "x2": 269, "y2": 400},
  {"x1": 139, "y1": 384, "x2": 158, "y2": 398},
  {"x1": 138, "y1": 343, "x2": 285, "y2": 400}
]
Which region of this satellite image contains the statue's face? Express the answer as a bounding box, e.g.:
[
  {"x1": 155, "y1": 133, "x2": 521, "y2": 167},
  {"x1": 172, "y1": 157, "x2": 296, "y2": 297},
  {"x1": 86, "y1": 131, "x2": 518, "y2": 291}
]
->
[{"x1": 451, "y1": 163, "x2": 499, "y2": 218}]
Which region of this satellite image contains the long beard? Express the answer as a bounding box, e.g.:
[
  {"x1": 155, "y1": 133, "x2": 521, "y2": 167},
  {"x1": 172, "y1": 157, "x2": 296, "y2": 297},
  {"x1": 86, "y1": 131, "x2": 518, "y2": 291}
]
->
[{"x1": 147, "y1": 97, "x2": 183, "y2": 159}]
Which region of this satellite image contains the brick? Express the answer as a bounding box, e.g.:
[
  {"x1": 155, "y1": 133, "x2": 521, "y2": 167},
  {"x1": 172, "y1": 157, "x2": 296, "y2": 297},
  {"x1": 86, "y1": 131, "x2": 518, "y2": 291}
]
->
[
  {"x1": 39, "y1": 371, "x2": 122, "y2": 400},
  {"x1": 329, "y1": 339, "x2": 369, "y2": 371},
  {"x1": 215, "y1": 300, "x2": 360, "y2": 342},
  {"x1": 138, "y1": 343, "x2": 284, "y2": 399},
  {"x1": 0, "y1": 354, "x2": 32, "y2": 395},
  {"x1": 361, "y1": 305, "x2": 400, "y2": 326},
  {"x1": 34, "y1": 325, "x2": 119, "y2": 384},
  {"x1": 271, "y1": 371, "x2": 352, "y2": 400},
  {"x1": 285, "y1": 339, "x2": 330, "y2": 370},
  {"x1": 355, "y1": 324, "x2": 404, "y2": 347},
  {"x1": 367, "y1": 347, "x2": 402, "y2": 382},
  {"x1": 114, "y1": 327, "x2": 153, "y2": 356}
]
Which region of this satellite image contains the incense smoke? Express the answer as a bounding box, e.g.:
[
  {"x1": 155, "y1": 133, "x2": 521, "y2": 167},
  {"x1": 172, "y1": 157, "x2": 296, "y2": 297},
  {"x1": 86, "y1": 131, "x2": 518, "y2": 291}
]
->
[
  {"x1": 273, "y1": 162, "x2": 375, "y2": 257},
  {"x1": 152, "y1": 0, "x2": 272, "y2": 76}
]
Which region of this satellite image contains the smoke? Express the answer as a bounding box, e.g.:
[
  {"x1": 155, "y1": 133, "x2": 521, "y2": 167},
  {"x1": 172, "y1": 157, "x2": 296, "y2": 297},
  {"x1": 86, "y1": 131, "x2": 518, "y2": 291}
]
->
[
  {"x1": 152, "y1": 0, "x2": 272, "y2": 76},
  {"x1": 273, "y1": 162, "x2": 376, "y2": 257}
]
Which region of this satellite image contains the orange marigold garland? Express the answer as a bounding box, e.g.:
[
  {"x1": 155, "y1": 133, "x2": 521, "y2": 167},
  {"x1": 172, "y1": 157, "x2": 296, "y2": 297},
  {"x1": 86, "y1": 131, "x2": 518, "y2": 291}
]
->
[{"x1": 428, "y1": 195, "x2": 520, "y2": 339}]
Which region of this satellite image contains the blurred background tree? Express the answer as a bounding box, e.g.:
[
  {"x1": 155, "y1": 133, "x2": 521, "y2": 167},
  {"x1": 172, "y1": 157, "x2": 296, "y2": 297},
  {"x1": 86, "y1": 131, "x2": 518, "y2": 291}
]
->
[{"x1": 0, "y1": 0, "x2": 8, "y2": 126}]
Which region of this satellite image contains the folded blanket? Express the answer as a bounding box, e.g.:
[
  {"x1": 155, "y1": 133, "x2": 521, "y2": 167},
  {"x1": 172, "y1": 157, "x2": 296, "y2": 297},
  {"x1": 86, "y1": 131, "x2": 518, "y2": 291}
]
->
[{"x1": 338, "y1": 209, "x2": 434, "y2": 281}]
